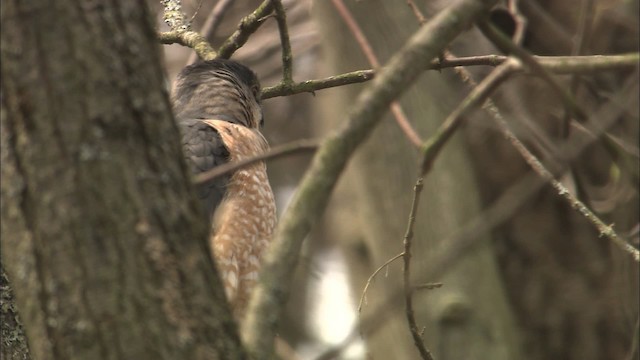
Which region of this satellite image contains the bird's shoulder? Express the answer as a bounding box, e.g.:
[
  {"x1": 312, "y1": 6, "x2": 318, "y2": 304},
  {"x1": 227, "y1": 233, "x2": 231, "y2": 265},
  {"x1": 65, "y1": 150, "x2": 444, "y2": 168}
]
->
[
  {"x1": 179, "y1": 118, "x2": 231, "y2": 218},
  {"x1": 200, "y1": 119, "x2": 269, "y2": 160},
  {"x1": 180, "y1": 118, "x2": 230, "y2": 171}
]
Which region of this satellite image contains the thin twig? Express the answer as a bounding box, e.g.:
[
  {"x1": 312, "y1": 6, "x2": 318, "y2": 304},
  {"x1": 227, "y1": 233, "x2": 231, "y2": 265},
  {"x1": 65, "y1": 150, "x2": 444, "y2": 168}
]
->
[
  {"x1": 478, "y1": 19, "x2": 587, "y2": 121},
  {"x1": 560, "y1": 0, "x2": 596, "y2": 205},
  {"x1": 331, "y1": 0, "x2": 378, "y2": 67},
  {"x1": 414, "y1": 282, "x2": 443, "y2": 291},
  {"x1": 407, "y1": 0, "x2": 427, "y2": 24},
  {"x1": 571, "y1": 0, "x2": 595, "y2": 59},
  {"x1": 312, "y1": 167, "x2": 557, "y2": 360},
  {"x1": 194, "y1": 139, "x2": 318, "y2": 184},
  {"x1": 217, "y1": 0, "x2": 274, "y2": 59},
  {"x1": 262, "y1": 69, "x2": 375, "y2": 99},
  {"x1": 186, "y1": 0, "x2": 236, "y2": 65},
  {"x1": 188, "y1": 0, "x2": 205, "y2": 25},
  {"x1": 507, "y1": 0, "x2": 527, "y2": 45},
  {"x1": 562, "y1": 0, "x2": 595, "y2": 136},
  {"x1": 402, "y1": 177, "x2": 435, "y2": 360},
  {"x1": 261, "y1": 53, "x2": 640, "y2": 99},
  {"x1": 491, "y1": 106, "x2": 640, "y2": 261},
  {"x1": 507, "y1": 53, "x2": 640, "y2": 74},
  {"x1": 331, "y1": 0, "x2": 423, "y2": 147},
  {"x1": 357, "y1": 253, "x2": 404, "y2": 314},
  {"x1": 421, "y1": 60, "x2": 517, "y2": 175},
  {"x1": 271, "y1": 0, "x2": 293, "y2": 84}
]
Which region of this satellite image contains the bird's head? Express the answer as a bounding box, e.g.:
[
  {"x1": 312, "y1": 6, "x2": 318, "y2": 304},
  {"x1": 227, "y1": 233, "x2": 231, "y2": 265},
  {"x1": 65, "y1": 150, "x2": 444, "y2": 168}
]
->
[{"x1": 172, "y1": 59, "x2": 264, "y2": 129}]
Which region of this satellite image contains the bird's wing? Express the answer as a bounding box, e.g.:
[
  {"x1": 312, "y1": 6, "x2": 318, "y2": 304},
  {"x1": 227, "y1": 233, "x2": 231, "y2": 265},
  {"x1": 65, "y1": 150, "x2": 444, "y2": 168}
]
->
[{"x1": 180, "y1": 118, "x2": 230, "y2": 220}]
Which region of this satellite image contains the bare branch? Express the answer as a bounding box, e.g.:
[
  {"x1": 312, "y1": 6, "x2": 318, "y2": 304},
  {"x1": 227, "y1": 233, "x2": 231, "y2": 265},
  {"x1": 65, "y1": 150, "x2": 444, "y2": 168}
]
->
[
  {"x1": 407, "y1": 0, "x2": 427, "y2": 24},
  {"x1": 272, "y1": 0, "x2": 294, "y2": 84},
  {"x1": 262, "y1": 69, "x2": 375, "y2": 99},
  {"x1": 478, "y1": 19, "x2": 588, "y2": 121},
  {"x1": 402, "y1": 177, "x2": 435, "y2": 360},
  {"x1": 186, "y1": 0, "x2": 236, "y2": 65},
  {"x1": 421, "y1": 60, "x2": 517, "y2": 175},
  {"x1": 490, "y1": 104, "x2": 640, "y2": 261},
  {"x1": 217, "y1": 0, "x2": 274, "y2": 59},
  {"x1": 357, "y1": 253, "x2": 404, "y2": 314},
  {"x1": 159, "y1": 0, "x2": 217, "y2": 60},
  {"x1": 558, "y1": 0, "x2": 595, "y2": 138},
  {"x1": 414, "y1": 283, "x2": 444, "y2": 291},
  {"x1": 506, "y1": 0, "x2": 527, "y2": 45},
  {"x1": 194, "y1": 139, "x2": 318, "y2": 184}
]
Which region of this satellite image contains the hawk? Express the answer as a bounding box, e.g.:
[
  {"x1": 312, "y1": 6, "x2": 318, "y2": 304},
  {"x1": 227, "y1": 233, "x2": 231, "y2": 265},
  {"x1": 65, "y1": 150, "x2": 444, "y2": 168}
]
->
[{"x1": 172, "y1": 59, "x2": 276, "y2": 318}]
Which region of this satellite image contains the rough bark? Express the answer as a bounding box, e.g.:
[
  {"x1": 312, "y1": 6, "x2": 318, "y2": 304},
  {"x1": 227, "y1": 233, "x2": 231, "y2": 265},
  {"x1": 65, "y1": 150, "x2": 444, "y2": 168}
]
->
[
  {"x1": 1, "y1": 1, "x2": 244, "y2": 359},
  {"x1": 1, "y1": 264, "x2": 32, "y2": 360}
]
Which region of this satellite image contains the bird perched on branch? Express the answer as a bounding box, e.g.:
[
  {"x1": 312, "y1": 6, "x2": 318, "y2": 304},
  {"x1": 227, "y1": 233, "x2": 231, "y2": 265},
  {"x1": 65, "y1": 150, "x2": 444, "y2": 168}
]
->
[{"x1": 172, "y1": 59, "x2": 276, "y2": 318}]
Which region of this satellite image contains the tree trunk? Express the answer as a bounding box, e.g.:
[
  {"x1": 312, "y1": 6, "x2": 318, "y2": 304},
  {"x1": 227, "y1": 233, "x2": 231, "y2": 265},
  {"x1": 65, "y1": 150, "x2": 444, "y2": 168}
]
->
[
  {"x1": 1, "y1": 2, "x2": 244, "y2": 359},
  {"x1": 1, "y1": 264, "x2": 32, "y2": 360},
  {"x1": 465, "y1": 2, "x2": 640, "y2": 359}
]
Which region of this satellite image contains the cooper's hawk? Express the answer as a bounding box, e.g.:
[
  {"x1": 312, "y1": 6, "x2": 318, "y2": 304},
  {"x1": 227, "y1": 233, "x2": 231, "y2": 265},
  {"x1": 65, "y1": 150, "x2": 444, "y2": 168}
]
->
[{"x1": 172, "y1": 59, "x2": 276, "y2": 318}]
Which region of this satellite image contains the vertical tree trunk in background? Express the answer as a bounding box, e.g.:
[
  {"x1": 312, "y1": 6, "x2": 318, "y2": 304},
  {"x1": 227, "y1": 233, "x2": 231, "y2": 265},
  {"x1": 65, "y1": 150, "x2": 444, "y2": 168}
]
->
[
  {"x1": 312, "y1": 1, "x2": 639, "y2": 359},
  {"x1": 464, "y1": 2, "x2": 640, "y2": 359},
  {"x1": 1, "y1": 2, "x2": 244, "y2": 359},
  {"x1": 312, "y1": 2, "x2": 522, "y2": 359}
]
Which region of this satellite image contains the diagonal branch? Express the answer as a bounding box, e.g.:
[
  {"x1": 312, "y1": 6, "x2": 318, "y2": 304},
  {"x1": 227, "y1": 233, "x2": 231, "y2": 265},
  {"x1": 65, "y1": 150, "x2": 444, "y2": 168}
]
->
[
  {"x1": 421, "y1": 59, "x2": 517, "y2": 175},
  {"x1": 240, "y1": 1, "x2": 499, "y2": 358},
  {"x1": 217, "y1": 0, "x2": 274, "y2": 59},
  {"x1": 472, "y1": 24, "x2": 640, "y2": 261},
  {"x1": 490, "y1": 107, "x2": 640, "y2": 261},
  {"x1": 186, "y1": 0, "x2": 236, "y2": 65},
  {"x1": 193, "y1": 139, "x2": 318, "y2": 184},
  {"x1": 477, "y1": 19, "x2": 588, "y2": 121},
  {"x1": 331, "y1": 0, "x2": 423, "y2": 147},
  {"x1": 402, "y1": 177, "x2": 435, "y2": 360},
  {"x1": 357, "y1": 253, "x2": 404, "y2": 314}
]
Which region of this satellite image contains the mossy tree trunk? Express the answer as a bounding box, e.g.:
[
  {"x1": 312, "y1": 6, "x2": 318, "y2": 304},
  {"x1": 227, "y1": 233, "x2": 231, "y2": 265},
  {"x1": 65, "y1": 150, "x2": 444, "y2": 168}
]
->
[
  {"x1": 1, "y1": 264, "x2": 31, "y2": 360},
  {"x1": 1, "y1": 1, "x2": 244, "y2": 359}
]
